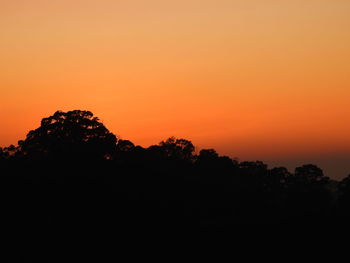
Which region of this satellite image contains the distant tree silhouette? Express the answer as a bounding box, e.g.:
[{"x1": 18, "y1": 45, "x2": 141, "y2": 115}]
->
[
  {"x1": 17, "y1": 110, "x2": 117, "y2": 161},
  {"x1": 196, "y1": 149, "x2": 237, "y2": 172},
  {"x1": 116, "y1": 139, "x2": 135, "y2": 152},
  {"x1": 0, "y1": 147, "x2": 4, "y2": 162},
  {"x1": 268, "y1": 167, "x2": 291, "y2": 192},
  {"x1": 294, "y1": 164, "x2": 329, "y2": 184},
  {"x1": 338, "y1": 175, "x2": 350, "y2": 216},
  {"x1": 284, "y1": 164, "x2": 332, "y2": 219},
  {"x1": 0, "y1": 145, "x2": 18, "y2": 159},
  {"x1": 0, "y1": 109, "x2": 348, "y2": 230},
  {"x1": 338, "y1": 175, "x2": 350, "y2": 196},
  {"x1": 197, "y1": 149, "x2": 219, "y2": 162},
  {"x1": 270, "y1": 167, "x2": 291, "y2": 183},
  {"x1": 114, "y1": 139, "x2": 136, "y2": 163},
  {"x1": 148, "y1": 137, "x2": 195, "y2": 162}
]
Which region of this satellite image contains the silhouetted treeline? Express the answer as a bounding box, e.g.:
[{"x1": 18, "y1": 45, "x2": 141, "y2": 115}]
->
[{"x1": 1, "y1": 110, "x2": 350, "y2": 232}]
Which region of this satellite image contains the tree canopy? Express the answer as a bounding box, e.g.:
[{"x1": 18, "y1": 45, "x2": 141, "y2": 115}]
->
[
  {"x1": 1, "y1": 109, "x2": 349, "y2": 228},
  {"x1": 17, "y1": 110, "x2": 117, "y2": 161}
]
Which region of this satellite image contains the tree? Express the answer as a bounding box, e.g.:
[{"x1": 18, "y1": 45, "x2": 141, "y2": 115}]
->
[
  {"x1": 197, "y1": 149, "x2": 219, "y2": 162},
  {"x1": 18, "y1": 110, "x2": 117, "y2": 161},
  {"x1": 0, "y1": 147, "x2": 4, "y2": 162},
  {"x1": 339, "y1": 175, "x2": 350, "y2": 194},
  {"x1": 196, "y1": 149, "x2": 237, "y2": 169},
  {"x1": 0, "y1": 145, "x2": 18, "y2": 159},
  {"x1": 158, "y1": 137, "x2": 195, "y2": 162},
  {"x1": 269, "y1": 167, "x2": 291, "y2": 185},
  {"x1": 286, "y1": 164, "x2": 332, "y2": 218},
  {"x1": 116, "y1": 139, "x2": 135, "y2": 152},
  {"x1": 294, "y1": 164, "x2": 329, "y2": 185},
  {"x1": 337, "y1": 175, "x2": 350, "y2": 212}
]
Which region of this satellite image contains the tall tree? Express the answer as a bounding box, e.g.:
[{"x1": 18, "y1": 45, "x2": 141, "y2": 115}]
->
[{"x1": 18, "y1": 110, "x2": 117, "y2": 161}]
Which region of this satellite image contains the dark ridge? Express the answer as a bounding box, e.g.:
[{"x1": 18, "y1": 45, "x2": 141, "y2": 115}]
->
[{"x1": 1, "y1": 110, "x2": 350, "y2": 236}]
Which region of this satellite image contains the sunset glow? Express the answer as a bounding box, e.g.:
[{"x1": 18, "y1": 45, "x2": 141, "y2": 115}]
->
[{"x1": 1, "y1": 0, "x2": 350, "y2": 178}]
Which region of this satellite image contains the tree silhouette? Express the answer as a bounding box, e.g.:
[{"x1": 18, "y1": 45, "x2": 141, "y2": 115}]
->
[
  {"x1": 268, "y1": 167, "x2": 291, "y2": 190},
  {"x1": 116, "y1": 139, "x2": 135, "y2": 152},
  {"x1": 197, "y1": 149, "x2": 219, "y2": 162},
  {"x1": 338, "y1": 174, "x2": 350, "y2": 214},
  {"x1": 17, "y1": 110, "x2": 117, "y2": 161},
  {"x1": 293, "y1": 164, "x2": 329, "y2": 185},
  {"x1": 0, "y1": 109, "x2": 348, "y2": 230},
  {"x1": 0, "y1": 147, "x2": 4, "y2": 162},
  {"x1": 0, "y1": 145, "x2": 18, "y2": 159},
  {"x1": 149, "y1": 137, "x2": 195, "y2": 162},
  {"x1": 339, "y1": 175, "x2": 350, "y2": 196}
]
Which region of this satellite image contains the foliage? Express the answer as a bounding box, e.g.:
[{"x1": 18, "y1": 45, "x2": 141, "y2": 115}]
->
[{"x1": 1, "y1": 109, "x2": 349, "y2": 228}]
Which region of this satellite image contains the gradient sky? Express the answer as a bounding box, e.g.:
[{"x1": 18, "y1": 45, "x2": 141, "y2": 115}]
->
[{"x1": 1, "y1": 0, "x2": 350, "y2": 179}]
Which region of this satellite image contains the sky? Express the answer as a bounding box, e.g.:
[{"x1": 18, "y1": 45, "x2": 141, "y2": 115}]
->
[{"x1": 1, "y1": 0, "x2": 350, "y2": 179}]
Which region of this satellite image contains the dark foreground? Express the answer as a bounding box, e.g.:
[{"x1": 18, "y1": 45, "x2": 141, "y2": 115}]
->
[
  {"x1": 2, "y1": 160, "x2": 349, "y2": 232},
  {"x1": 1, "y1": 110, "x2": 350, "y2": 235}
]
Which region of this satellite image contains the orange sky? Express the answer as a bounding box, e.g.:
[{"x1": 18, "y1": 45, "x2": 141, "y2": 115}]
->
[{"x1": 1, "y1": 0, "x2": 350, "y2": 178}]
